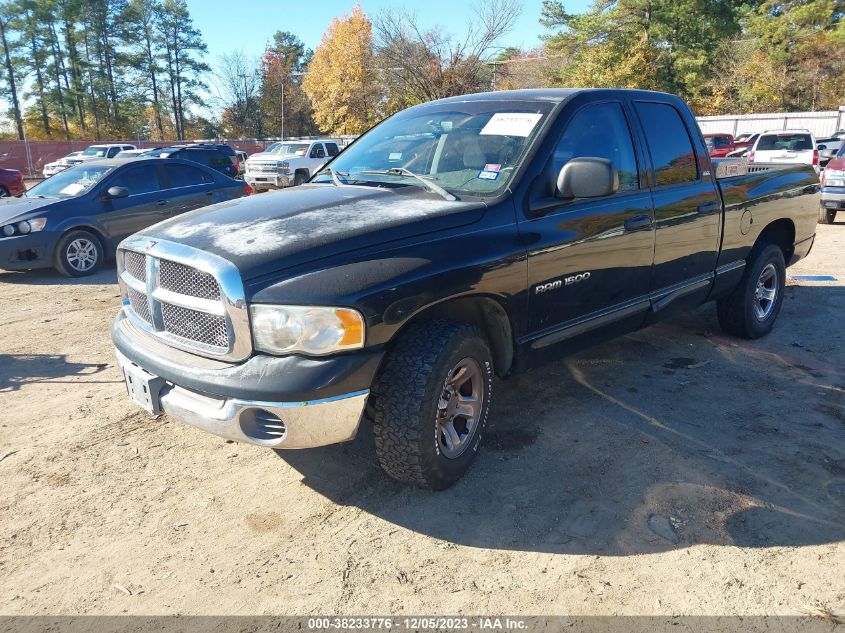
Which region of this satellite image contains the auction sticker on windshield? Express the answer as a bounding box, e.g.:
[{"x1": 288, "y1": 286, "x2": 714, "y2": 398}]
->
[{"x1": 480, "y1": 112, "x2": 542, "y2": 137}]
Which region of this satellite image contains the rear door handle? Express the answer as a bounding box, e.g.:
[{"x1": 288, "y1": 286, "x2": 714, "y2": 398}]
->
[
  {"x1": 624, "y1": 214, "x2": 653, "y2": 231},
  {"x1": 697, "y1": 201, "x2": 721, "y2": 214}
]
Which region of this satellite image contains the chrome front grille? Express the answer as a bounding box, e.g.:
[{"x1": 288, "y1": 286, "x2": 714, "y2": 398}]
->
[
  {"x1": 117, "y1": 238, "x2": 252, "y2": 361},
  {"x1": 161, "y1": 303, "x2": 229, "y2": 348},
  {"x1": 127, "y1": 286, "x2": 152, "y2": 324},
  {"x1": 158, "y1": 259, "x2": 220, "y2": 300},
  {"x1": 124, "y1": 251, "x2": 147, "y2": 282},
  {"x1": 248, "y1": 162, "x2": 282, "y2": 174}
]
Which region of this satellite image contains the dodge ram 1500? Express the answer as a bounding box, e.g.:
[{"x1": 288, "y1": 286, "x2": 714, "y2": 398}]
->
[{"x1": 112, "y1": 89, "x2": 820, "y2": 489}]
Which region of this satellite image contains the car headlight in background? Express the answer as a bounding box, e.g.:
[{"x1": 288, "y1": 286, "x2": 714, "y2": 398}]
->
[
  {"x1": 0, "y1": 217, "x2": 47, "y2": 238},
  {"x1": 277, "y1": 161, "x2": 290, "y2": 174},
  {"x1": 250, "y1": 305, "x2": 365, "y2": 356}
]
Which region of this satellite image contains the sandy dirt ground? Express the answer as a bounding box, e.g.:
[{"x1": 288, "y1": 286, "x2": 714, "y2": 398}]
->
[{"x1": 0, "y1": 225, "x2": 843, "y2": 618}]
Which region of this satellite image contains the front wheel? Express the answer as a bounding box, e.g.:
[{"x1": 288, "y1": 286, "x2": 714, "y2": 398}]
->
[
  {"x1": 293, "y1": 172, "x2": 308, "y2": 186},
  {"x1": 717, "y1": 243, "x2": 786, "y2": 339},
  {"x1": 370, "y1": 320, "x2": 494, "y2": 490},
  {"x1": 819, "y1": 206, "x2": 837, "y2": 224},
  {"x1": 54, "y1": 229, "x2": 104, "y2": 277}
]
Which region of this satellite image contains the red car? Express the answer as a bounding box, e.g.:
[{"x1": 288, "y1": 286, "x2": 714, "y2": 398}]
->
[
  {"x1": 0, "y1": 168, "x2": 25, "y2": 198},
  {"x1": 703, "y1": 133, "x2": 735, "y2": 157}
]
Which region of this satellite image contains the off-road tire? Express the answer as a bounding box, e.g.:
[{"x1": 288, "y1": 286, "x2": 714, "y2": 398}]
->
[
  {"x1": 370, "y1": 319, "x2": 494, "y2": 490},
  {"x1": 818, "y1": 206, "x2": 836, "y2": 224},
  {"x1": 717, "y1": 243, "x2": 786, "y2": 339},
  {"x1": 54, "y1": 229, "x2": 104, "y2": 277}
]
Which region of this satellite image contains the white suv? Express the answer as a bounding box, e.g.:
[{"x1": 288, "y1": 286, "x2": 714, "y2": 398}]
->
[
  {"x1": 66, "y1": 144, "x2": 137, "y2": 166},
  {"x1": 245, "y1": 140, "x2": 340, "y2": 191},
  {"x1": 749, "y1": 130, "x2": 819, "y2": 173}
]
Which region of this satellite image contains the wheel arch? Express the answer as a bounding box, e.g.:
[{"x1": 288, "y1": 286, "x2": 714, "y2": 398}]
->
[
  {"x1": 387, "y1": 294, "x2": 515, "y2": 377},
  {"x1": 754, "y1": 218, "x2": 795, "y2": 263},
  {"x1": 55, "y1": 225, "x2": 110, "y2": 260}
]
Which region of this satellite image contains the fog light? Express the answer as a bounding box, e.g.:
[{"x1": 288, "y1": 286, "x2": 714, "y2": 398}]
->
[
  {"x1": 2, "y1": 225, "x2": 13, "y2": 237},
  {"x1": 239, "y1": 408, "x2": 287, "y2": 443},
  {"x1": 17, "y1": 221, "x2": 30, "y2": 234}
]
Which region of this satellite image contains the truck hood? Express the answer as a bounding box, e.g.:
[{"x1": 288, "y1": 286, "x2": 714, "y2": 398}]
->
[
  {"x1": 246, "y1": 151, "x2": 304, "y2": 162},
  {"x1": 0, "y1": 196, "x2": 60, "y2": 224},
  {"x1": 139, "y1": 184, "x2": 486, "y2": 281}
]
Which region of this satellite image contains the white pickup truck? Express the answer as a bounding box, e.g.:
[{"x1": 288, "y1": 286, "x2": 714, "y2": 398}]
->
[{"x1": 244, "y1": 139, "x2": 341, "y2": 191}]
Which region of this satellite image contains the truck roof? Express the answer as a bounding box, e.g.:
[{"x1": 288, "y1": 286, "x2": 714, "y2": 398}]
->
[{"x1": 428, "y1": 88, "x2": 684, "y2": 105}]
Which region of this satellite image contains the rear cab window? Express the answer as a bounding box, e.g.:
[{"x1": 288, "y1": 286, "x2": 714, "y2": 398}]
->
[
  {"x1": 634, "y1": 102, "x2": 699, "y2": 186},
  {"x1": 325, "y1": 143, "x2": 340, "y2": 157}
]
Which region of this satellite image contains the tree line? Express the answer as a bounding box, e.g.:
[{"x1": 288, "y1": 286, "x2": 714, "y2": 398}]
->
[
  {"x1": 0, "y1": 0, "x2": 209, "y2": 141},
  {"x1": 1, "y1": 0, "x2": 843, "y2": 141}
]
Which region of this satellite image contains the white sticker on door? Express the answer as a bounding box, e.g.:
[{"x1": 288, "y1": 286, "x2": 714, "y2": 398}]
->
[{"x1": 480, "y1": 113, "x2": 543, "y2": 137}]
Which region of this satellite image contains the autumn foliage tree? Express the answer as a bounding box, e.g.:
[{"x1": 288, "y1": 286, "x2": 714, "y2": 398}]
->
[{"x1": 302, "y1": 5, "x2": 379, "y2": 135}]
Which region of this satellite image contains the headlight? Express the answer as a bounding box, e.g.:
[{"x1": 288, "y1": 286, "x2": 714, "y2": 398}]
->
[
  {"x1": 824, "y1": 169, "x2": 845, "y2": 178},
  {"x1": 1, "y1": 218, "x2": 46, "y2": 238},
  {"x1": 250, "y1": 305, "x2": 365, "y2": 356}
]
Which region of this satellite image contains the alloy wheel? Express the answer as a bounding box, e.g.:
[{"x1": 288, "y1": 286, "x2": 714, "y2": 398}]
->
[
  {"x1": 436, "y1": 357, "x2": 484, "y2": 459},
  {"x1": 753, "y1": 262, "x2": 778, "y2": 321}
]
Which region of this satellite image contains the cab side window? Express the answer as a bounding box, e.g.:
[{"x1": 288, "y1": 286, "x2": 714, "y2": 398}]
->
[
  {"x1": 310, "y1": 143, "x2": 326, "y2": 159},
  {"x1": 634, "y1": 102, "x2": 699, "y2": 186},
  {"x1": 165, "y1": 164, "x2": 212, "y2": 188},
  {"x1": 554, "y1": 102, "x2": 639, "y2": 192},
  {"x1": 110, "y1": 165, "x2": 160, "y2": 195},
  {"x1": 325, "y1": 142, "x2": 340, "y2": 157}
]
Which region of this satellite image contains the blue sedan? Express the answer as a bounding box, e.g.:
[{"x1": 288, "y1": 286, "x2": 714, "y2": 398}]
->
[{"x1": 0, "y1": 157, "x2": 252, "y2": 277}]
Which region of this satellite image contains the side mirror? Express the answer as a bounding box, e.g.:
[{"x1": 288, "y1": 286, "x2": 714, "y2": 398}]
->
[
  {"x1": 107, "y1": 186, "x2": 129, "y2": 199},
  {"x1": 557, "y1": 157, "x2": 619, "y2": 199}
]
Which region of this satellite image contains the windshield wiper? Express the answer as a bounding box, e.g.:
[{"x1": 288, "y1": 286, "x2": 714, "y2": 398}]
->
[
  {"x1": 360, "y1": 168, "x2": 457, "y2": 201},
  {"x1": 317, "y1": 166, "x2": 346, "y2": 187}
]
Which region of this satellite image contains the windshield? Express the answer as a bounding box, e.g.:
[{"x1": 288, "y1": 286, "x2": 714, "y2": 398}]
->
[
  {"x1": 27, "y1": 164, "x2": 113, "y2": 198},
  {"x1": 264, "y1": 143, "x2": 309, "y2": 156},
  {"x1": 82, "y1": 146, "x2": 109, "y2": 157},
  {"x1": 312, "y1": 100, "x2": 554, "y2": 197}
]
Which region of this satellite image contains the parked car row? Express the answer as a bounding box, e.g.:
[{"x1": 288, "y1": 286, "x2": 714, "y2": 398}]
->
[
  {"x1": 1, "y1": 157, "x2": 252, "y2": 277},
  {"x1": 40, "y1": 143, "x2": 245, "y2": 179},
  {"x1": 705, "y1": 129, "x2": 820, "y2": 172}
]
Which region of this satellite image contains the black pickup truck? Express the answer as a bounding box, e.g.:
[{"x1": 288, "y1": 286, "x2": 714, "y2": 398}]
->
[{"x1": 112, "y1": 89, "x2": 819, "y2": 489}]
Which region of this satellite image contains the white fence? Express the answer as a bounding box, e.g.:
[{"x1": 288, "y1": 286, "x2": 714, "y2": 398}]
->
[{"x1": 697, "y1": 108, "x2": 845, "y2": 138}]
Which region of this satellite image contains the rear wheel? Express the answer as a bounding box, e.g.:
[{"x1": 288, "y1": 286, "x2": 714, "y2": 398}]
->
[
  {"x1": 370, "y1": 320, "x2": 494, "y2": 490},
  {"x1": 717, "y1": 243, "x2": 786, "y2": 339},
  {"x1": 819, "y1": 205, "x2": 837, "y2": 224},
  {"x1": 0, "y1": 186, "x2": 9, "y2": 197},
  {"x1": 54, "y1": 229, "x2": 103, "y2": 277}
]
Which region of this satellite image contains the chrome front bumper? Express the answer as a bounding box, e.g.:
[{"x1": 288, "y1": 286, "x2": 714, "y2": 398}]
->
[{"x1": 115, "y1": 349, "x2": 368, "y2": 449}]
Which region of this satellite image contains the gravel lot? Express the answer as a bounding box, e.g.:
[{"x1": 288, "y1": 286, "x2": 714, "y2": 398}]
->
[{"x1": 0, "y1": 225, "x2": 843, "y2": 617}]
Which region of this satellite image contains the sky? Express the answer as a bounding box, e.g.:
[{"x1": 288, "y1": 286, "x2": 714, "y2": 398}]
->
[{"x1": 184, "y1": 0, "x2": 587, "y2": 69}]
